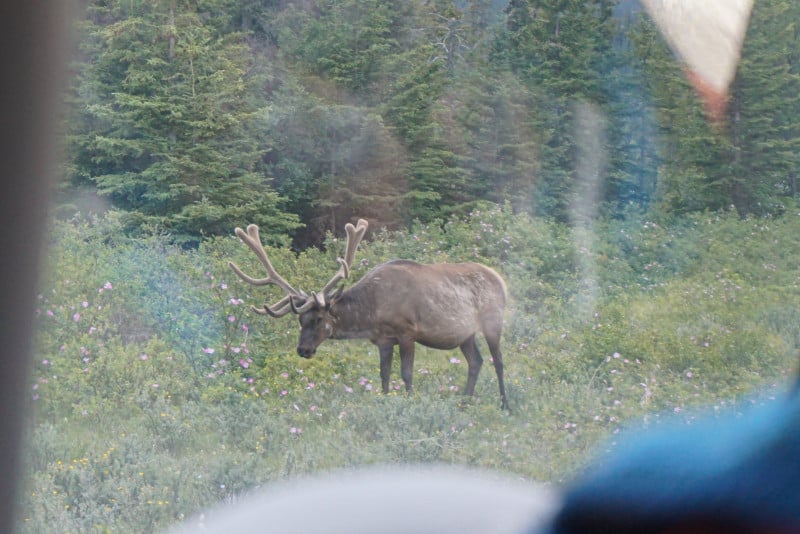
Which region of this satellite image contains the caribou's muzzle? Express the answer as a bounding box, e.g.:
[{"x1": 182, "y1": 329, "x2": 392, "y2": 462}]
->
[{"x1": 297, "y1": 346, "x2": 315, "y2": 358}]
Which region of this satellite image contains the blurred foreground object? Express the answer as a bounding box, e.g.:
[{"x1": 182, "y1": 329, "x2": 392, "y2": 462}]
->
[
  {"x1": 0, "y1": 3, "x2": 70, "y2": 532},
  {"x1": 642, "y1": 0, "x2": 755, "y2": 123},
  {"x1": 169, "y1": 465, "x2": 558, "y2": 534},
  {"x1": 547, "y1": 389, "x2": 800, "y2": 533}
]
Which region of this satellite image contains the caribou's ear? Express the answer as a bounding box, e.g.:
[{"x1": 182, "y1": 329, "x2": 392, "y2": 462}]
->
[{"x1": 327, "y1": 286, "x2": 344, "y2": 307}]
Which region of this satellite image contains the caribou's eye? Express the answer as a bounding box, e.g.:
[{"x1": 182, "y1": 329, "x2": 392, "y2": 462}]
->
[{"x1": 302, "y1": 316, "x2": 324, "y2": 329}]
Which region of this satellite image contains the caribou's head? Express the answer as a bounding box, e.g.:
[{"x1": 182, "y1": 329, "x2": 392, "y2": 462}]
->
[
  {"x1": 294, "y1": 289, "x2": 342, "y2": 358},
  {"x1": 228, "y1": 220, "x2": 367, "y2": 359}
]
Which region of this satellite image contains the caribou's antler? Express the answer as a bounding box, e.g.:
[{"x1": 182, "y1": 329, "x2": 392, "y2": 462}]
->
[
  {"x1": 228, "y1": 224, "x2": 306, "y2": 317},
  {"x1": 288, "y1": 218, "x2": 368, "y2": 313},
  {"x1": 230, "y1": 219, "x2": 368, "y2": 316},
  {"x1": 320, "y1": 218, "x2": 368, "y2": 296}
]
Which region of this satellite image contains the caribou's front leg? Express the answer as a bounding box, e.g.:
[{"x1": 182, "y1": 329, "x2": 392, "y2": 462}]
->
[
  {"x1": 378, "y1": 343, "x2": 394, "y2": 394},
  {"x1": 398, "y1": 338, "x2": 416, "y2": 392}
]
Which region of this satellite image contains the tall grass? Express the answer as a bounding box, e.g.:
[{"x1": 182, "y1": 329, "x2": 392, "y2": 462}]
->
[{"x1": 18, "y1": 206, "x2": 800, "y2": 532}]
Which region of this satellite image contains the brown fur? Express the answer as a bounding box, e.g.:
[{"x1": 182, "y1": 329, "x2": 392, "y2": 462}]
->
[
  {"x1": 297, "y1": 260, "x2": 509, "y2": 409},
  {"x1": 230, "y1": 221, "x2": 509, "y2": 409}
]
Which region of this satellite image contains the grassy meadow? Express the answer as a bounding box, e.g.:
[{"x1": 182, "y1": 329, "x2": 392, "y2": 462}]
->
[{"x1": 18, "y1": 204, "x2": 800, "y2": 532}]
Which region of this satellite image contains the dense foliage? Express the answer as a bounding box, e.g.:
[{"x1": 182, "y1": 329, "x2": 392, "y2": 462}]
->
[
  {"x1": 20, "y1": 208, "x2": 800, "y2": 531},
  {"x1": 61, "y1": 0, "x2": 800, "y2": 247}
]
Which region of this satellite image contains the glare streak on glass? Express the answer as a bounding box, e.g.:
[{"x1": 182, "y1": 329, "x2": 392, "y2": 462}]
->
[{"x1": 570, "y1": 101, "x2": 607, "y2": 319}]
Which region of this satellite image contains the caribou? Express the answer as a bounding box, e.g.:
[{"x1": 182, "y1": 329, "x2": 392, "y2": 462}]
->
[{"x1": 228, "y1": 219, "x2": 509, "y2": 409}]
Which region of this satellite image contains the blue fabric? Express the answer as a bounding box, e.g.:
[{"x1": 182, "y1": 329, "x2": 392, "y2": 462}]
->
[{"x1": 546, "y1": 389, "x2": 800, "y2": 533}]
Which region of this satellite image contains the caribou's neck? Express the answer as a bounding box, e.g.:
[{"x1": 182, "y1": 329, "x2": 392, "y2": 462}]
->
[{"x1": 328, "y1": 289, "x2": 373, "y2": 340}]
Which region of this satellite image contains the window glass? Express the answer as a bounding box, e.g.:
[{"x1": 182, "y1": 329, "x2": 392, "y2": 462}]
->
[{"x1": 20, "y1": 1, "x2": 799, "y2": 532}]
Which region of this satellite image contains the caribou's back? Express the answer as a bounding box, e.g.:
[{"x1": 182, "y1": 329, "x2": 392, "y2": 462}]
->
[{"x1": 342, "y1": 260, "x2": 507, "y2": 349}]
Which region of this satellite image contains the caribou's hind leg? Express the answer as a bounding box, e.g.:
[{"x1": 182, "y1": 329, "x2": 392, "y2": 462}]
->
[
  {"x1": 485, "y1": 337, "x2": 508, "y2": 410},
  {"x1": 483, "y1": 315, "x2": 508, "y2": 410},
  {"x1": 459, "y1": 334, "x2": 484, "y2": 397},
  {"x1": 398, "y1": 338, "x2": 416, "y2": 392}
]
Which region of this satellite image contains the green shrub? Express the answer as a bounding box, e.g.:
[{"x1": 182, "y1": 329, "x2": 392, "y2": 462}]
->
[{"x1": 18, "y1": 207, "x2": 800, "y2": 532}]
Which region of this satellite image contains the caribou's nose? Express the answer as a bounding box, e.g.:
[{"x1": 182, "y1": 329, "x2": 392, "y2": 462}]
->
[{"x1": 297, "y1": 346, "x2": 315, "y2": 358}]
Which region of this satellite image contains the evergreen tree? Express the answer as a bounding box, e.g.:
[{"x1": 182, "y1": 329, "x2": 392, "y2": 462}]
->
[
  {"x1": 382, "y1": 2, "x2": 498, "y2": 223},
  {"x1": 59, "y1": 0, "x2": 800, "y2": 248},
  {"x1": 283, "y1": 0, "x2": 416, "y2": 99},
  {"x1": 628, "y1": 1, "x2": 800, "y2": 217},
  {"x1": 501, "y1": 0, "x2": 617, "y2": 221},
  {"x1": 447, "y1": 67, "x2": 540, "y2": 213},
  {"x1": 724, "y1": 0, "x2": 800, "y2": 215},
  {"x1": 628, "y1": 13, "x2": 728, "y2": 215},
  {"x1": 266, "y1": 79, "x2": 408, "y2": 246},
  {"x1": 598, "y1": 5, "x2": 660, "y2": 213},
  {"x1": 65, "y1": 0, "x2": 298, "y2": 245},
  {"x1": 381, "y1": 40, "x2": 452, "y2": 223}
]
